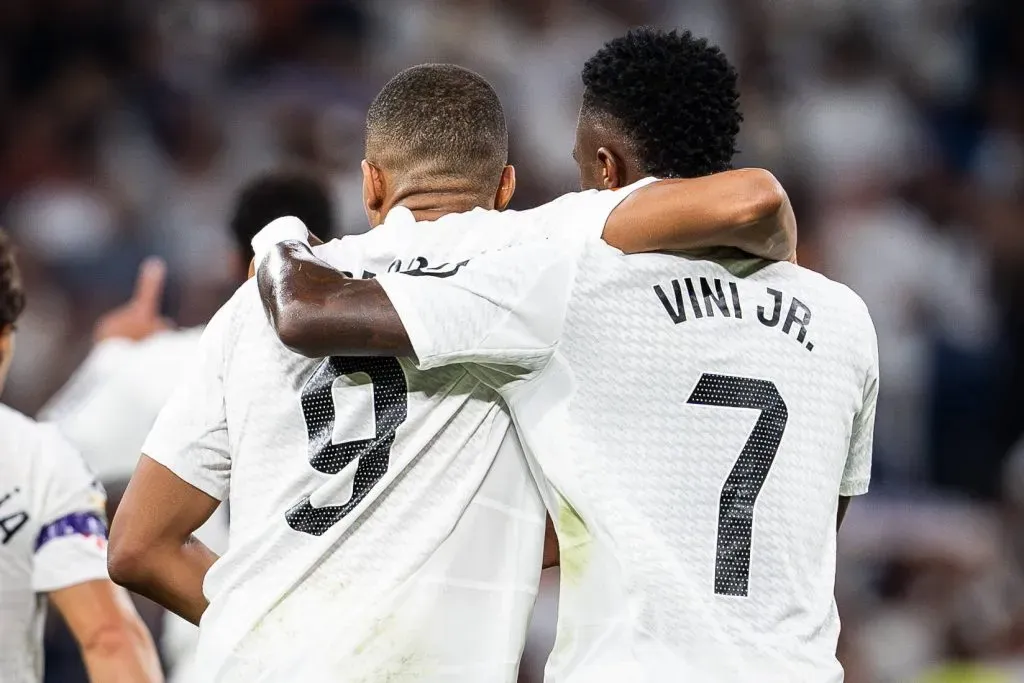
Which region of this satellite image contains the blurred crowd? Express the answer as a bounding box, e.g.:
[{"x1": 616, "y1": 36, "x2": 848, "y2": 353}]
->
[{"x1": 0, "y1": 0, "x2": 1022, "y2": 681}]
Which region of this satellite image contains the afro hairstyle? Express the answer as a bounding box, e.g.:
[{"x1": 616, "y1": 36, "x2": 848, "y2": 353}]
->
[{"x1": 581, "y1": 28, "x2": 742, "y2": 179}]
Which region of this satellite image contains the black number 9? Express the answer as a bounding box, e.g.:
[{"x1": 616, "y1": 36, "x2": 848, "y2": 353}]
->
[{"x1": 286, "y1": 356, "x2": 409, "y2": 536}]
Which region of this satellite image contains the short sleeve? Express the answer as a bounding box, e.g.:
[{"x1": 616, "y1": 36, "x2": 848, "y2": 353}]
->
[
  {"x1": 141, "y1": 295, "x2": 238, "y2": 501},
  {"x1": 374, "y1": 239, "x2": 579, "y2": 375},
  {"x1": 514, "y1": 177, "x2": 659, "y2": 243},
  {"x1": 840, "y1": 330, "x2": 878, "y2": 497},
  {"x1": 32, "y1": 427, "x2": 110, "y2": 592}
]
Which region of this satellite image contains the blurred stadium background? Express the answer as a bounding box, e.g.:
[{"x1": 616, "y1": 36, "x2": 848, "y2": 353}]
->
[{"x1": 1, "y1": 0, "x2": 1022, "y2": 681}]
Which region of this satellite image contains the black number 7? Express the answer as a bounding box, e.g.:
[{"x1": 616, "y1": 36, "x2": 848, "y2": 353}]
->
[{"x1": 687, "y1": 373, "x2": 788, "y2": 597}]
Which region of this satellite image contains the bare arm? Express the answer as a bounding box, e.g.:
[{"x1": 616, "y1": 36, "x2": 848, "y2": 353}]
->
[
  {"x1": 108, "y1": 456, "x2": 220, "y2": 625},
  {"x1": 257, "y1": 171, "x2": 794, "y2": 358},
  {"x1": 50, "y1": 579, "x2": 163, "y2": 682},
  {"x1": 257, "y1": 243, "x2": 413, "y2": 358},
  {"x1": 603, "y1": 169, "x2": 795, "y2": 261}
]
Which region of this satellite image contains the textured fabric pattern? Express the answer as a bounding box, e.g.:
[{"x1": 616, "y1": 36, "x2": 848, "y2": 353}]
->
[{"x1": 382, "y1": 238, "x2": 878, "y2": 683}]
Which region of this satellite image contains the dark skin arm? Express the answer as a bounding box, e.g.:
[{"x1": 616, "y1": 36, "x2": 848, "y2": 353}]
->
[
  {"x1": 258, "y1": 243, "x2": 412, "y2": 358},
  {"x1": 107, "y1": 456, "x2": 220, "y2": 625},
  {"x1": 258, "y1": 172, "x2": 796, "y2": 358}
]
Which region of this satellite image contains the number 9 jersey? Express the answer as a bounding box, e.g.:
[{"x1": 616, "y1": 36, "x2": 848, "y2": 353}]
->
[
  {"x1": 142, "y1": 183, "x2": 651, "y2": 682},
  {"x1": 373, "y1": 236, "x2": 879, "y2": 683}
]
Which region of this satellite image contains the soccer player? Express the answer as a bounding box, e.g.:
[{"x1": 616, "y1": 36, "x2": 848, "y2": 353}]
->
[
  {"x1": 0, "y1": 229, "x2": 163, "y2": 683},
  {"x1": 255, "y1": 31, "x2": 876, "y2": 682},
  {"x1": 109, "y1": 62, "x2": 795, "y2": 682},
  {"x1": 40, "y1": 168, "x2": 336, "y2": 683}
]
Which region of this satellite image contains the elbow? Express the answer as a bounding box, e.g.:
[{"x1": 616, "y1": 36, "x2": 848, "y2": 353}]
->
[
  {"x1": 274, "y1": 309, "x2": 323, "y2": 358},
  {"x1": 738, "y1": 169, "x2": 796, "y2": 260},
  {"x1": 79, "y1": 618, "x2": 143, "y2": 660},
  {"x1": 106, "y1": 533, "x2": 152, "y2": 591},
  {"x1": 738, "y1": 168, "x2": 786, "y2": 225},
  {"x1": 79, "y1": 613, "x2": 161, "y2": 682}
]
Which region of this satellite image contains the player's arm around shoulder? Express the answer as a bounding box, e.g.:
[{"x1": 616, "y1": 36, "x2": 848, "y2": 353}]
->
[
  {"x1": 602, "y1": 169, "x2": 797, "y2": 261},
  {"x1": 255, "y1": 229, "x2": 414, "y2": 358},
  {"x1": 50, "y1": 580, "x2": 163, "y2": 683}
]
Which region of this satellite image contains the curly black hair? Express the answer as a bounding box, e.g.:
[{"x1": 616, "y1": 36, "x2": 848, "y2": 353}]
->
[
  {"x1": 230, "y1": 169, "x2": 336, "y2": 259},
  {"x1": 581, "y1": 28, "x2": 742, "y2": 179},
  {"x1": 0, "y1": 228, "x2": 25, "y2": 330}
]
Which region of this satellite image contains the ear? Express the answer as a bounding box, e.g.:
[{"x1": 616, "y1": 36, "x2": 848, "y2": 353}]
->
[
  {"x1": 361, "y1": 160, "x2": 387, "y2": 228},
  {"x1": 494, "y1": 165, "x2": 516, "y2": 210},
  {"x1": 596, "y1": 147, "x2": 624, "y2": 190}
]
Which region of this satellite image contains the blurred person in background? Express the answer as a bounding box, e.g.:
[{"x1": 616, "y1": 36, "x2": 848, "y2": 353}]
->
[
  {"x1": 0, "y1": 228, "x2": 163, "y2": 683},
  {"x1": 38, "y1": 168, "x2": 337, "y2": 683}
]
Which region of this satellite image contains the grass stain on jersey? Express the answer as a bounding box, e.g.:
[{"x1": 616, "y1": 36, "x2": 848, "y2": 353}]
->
[{"x1": 556, "y1": 493, "x2": 592, "y2": 586}]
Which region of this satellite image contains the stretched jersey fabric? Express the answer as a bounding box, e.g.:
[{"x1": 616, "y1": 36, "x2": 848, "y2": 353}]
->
[
  {"x1": 141, "y1": 182, "x2": 650, "y2": 682},
  {"x1": 375, "y1": 236, "x2": 879, "y2": 683},
  {"x1": 0, "y1": 405, "x2": 109, "y2": 683}
]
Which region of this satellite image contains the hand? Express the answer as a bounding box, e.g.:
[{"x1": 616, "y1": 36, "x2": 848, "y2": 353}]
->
[
  {"x1": 247, "y1": 229, "x2": 324, "y2": 280},
  {"x1": 94, "y1": 258, "x2": 174, "y2": 342}
]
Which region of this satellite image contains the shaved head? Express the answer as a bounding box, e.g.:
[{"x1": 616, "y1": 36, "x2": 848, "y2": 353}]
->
[{"x1": 365, "y1": 64, "x2": 508, "y2": 188}]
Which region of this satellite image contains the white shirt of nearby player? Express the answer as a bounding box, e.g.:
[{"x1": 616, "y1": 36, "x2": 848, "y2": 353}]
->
[
  {"x1": 0, "y1": 405, "x2": 109, "y2": 683},
  {"x1": 41, "y1": 328, "x2": 205, "y2": 483},
  {"x1": 140, "y1": 181, "x2": 654, "y2": 683},
  {"x1": 39, "y1": 328, "x2": 229, "y2": 683},
  {"x1": 373, "y1": 235, "x2": 879, "y2": 683}
]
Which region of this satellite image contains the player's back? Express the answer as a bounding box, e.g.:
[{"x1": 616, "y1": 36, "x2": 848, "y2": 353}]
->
[
  {"x1": 522, "y1": 245, "x2": 876, "y2": 682},
  {"x1": 0, "y1": 405, "x2": 109, "y2": 683},
  {"x1": 145, "y1": 275, "x2": 545, "y2": 682}
]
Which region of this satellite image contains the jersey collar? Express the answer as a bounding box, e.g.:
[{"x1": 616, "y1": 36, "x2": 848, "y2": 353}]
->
[{"x1": 383, "y1": 206, "x2": 416, "y2": 226}]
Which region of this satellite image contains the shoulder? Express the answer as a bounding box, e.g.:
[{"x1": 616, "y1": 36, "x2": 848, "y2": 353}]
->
[
  {"x1": 0, "y1": 404, "x2": 60, "y2": 453},
  {"x1": 0, "y1": 404, "x2": 45, "y2": 461},
  {"x1": 0, "y1": 405, "x2": 89, "y2": 482},
  {"x1": 774, "y1": 264, "x2": 878, "y2": 359}
]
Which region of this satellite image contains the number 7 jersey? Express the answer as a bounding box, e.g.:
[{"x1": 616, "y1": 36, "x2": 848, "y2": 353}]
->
[{"x1": 374, "y1": 238, "x2": 879, "y2": 683}]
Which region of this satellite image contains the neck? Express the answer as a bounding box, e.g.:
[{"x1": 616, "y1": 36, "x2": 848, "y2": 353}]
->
[{"x1": 387, "y1": 177, "x2": 492, "y2": 222}]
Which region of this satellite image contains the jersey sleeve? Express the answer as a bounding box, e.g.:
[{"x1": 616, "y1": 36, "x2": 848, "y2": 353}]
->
[
  {"x1": 141, "y1": 294, "x2": 239, "y2": 501},
  {"x1": 31, "y1": 427, "x2": 110, "y2": 593},
  {"x1": 374, "y1": 239, "x2": 579, "y2": 376},
  {"x1": 510, "y1": 177, "x2": 659, "y2": 243},
  {"x1": 840, "y1": 326, "x2": 879, "y2": 497}
]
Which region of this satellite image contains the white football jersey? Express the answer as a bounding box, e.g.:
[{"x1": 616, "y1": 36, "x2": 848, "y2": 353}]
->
[
  {"x1": 375, "y1": 237, "x2": 879, "y2": 683},
  {"x1": 39, "y1": 328, "x2": 229, "y2": 683},
  {"x1": 0, "y1": 404, "x2": 109, "y2": 683},
  {"x1": 142, "y1": 182, "x2": 650, "y2": 682}
]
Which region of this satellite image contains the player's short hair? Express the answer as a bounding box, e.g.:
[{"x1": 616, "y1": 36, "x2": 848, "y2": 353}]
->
[
  {"x1": 581, "y1": 28, "x2": 742, "y2": 178},
  {"x1": 229, "y1": 169, "x2": 336, "y2": 259},
  {"x1": 365, "y1": 64, "x2": 508, "y2": 186},
  {"x1": 0, "y1": 229, "x2": 25, "y2": 331}
]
